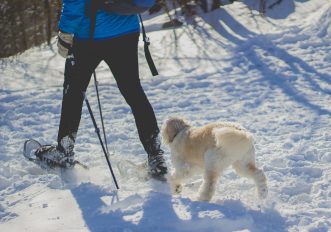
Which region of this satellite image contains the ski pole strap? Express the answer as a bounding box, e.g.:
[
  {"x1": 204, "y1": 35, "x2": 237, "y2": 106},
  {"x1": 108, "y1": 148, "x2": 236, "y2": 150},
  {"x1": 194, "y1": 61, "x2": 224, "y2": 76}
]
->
[{"x1": 138, "y1": 14, "x2": 158, "y2": 76}]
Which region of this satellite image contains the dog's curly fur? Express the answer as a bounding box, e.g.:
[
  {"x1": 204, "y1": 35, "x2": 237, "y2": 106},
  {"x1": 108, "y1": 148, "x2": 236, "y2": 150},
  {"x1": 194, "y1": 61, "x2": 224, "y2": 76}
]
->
[{"x1": 162, "y1": 117, "x2": 268, "y2": 202}]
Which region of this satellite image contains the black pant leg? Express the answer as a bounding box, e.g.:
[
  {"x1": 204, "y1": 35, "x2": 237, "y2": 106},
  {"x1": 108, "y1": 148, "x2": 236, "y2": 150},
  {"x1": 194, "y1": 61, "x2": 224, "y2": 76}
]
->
[
  {"x1": 57, "y1": 41, "x2": 101, "y2": 153},
  {"x1": 103, "y1": 33, "x2": 160, "y2": 152}
]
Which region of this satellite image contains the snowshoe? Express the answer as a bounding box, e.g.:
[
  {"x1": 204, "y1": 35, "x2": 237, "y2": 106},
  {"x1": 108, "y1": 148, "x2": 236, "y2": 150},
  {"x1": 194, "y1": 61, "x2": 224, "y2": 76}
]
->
[
  {"x1": 116, "y1": 157, "x2": 168, "y2": 182},
  {"x1": 23, "y1": 139, "x2": 88, "y2": 170},
  {"x1": 117, "y1": 159, "x2": 150, "y2": 181}
]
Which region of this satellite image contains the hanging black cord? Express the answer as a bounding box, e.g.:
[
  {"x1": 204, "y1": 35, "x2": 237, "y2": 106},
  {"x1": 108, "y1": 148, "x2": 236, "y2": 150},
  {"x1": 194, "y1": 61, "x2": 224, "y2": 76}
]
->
[
  {"x1": 93, "y1": 71, "x2": 110, "y2": 155},
  {"x1": 138, "y1": 14, "x2": 158, "y2": 76},
  {"x1": 84, "y1": 92, "x2": 119, "y2": 190}
]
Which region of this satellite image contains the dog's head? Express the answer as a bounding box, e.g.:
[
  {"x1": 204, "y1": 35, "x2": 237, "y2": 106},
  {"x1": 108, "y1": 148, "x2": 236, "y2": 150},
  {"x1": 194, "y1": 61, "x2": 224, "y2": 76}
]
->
[{"x1": 162, "y1": 117, "x2": 190, "y2": 145}]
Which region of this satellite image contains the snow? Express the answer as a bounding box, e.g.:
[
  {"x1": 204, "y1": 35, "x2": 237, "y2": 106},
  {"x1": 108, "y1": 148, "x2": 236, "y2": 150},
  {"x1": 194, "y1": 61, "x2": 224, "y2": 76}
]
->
[{"x1": 1, "y1": 0, "x2": 331, "y2": 231}]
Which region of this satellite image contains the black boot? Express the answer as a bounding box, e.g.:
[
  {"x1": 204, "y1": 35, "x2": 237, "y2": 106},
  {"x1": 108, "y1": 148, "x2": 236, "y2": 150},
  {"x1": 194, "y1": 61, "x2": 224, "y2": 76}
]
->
[
  {"x1": 143, "y1": 132, "x2": 168, "y2": 181},
  {"x1": 34, "y1": 135, "x2": 75, "y2": 168},
  {"x1": 148, "y1": 149, "x2": 168, "y2": 181}
]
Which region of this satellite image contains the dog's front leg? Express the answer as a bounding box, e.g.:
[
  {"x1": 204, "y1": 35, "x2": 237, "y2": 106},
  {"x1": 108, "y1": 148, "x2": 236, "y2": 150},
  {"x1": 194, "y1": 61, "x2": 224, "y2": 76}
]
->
[
  {"x1": 169, "y1": 165, "x2": 192, "y2": 194},
  {"x1": 198, "y1": 169, "x2": 220, "y2": 202},
  {"x1": 198, "y1": 149, "x2": 223, "y2": 202},
  {"x1": 169, "y1": 170, "x2": 184, "y2": 194},
  {"x1": 169, "y1": 155, "x2": 191, "y2": 194}
]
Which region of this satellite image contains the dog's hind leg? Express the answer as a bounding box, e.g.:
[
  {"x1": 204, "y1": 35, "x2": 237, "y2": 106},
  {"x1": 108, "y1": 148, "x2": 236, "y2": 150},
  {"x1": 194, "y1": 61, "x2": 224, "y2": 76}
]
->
[{"x1": 232, "y1": 159, "x2": 268, "y2": 199}]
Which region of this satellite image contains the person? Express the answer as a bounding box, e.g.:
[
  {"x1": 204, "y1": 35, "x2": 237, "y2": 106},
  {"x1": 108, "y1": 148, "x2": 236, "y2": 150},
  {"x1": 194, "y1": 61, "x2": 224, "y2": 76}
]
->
[{"x1": 34, "y1": 0, "x2": 168, "y2": 180}]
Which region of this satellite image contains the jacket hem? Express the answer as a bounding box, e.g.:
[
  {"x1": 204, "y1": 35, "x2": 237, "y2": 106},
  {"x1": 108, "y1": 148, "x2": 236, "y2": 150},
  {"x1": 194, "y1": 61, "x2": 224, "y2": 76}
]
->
[{"x1": 74, "y1": 28, "x2": 140, "y2": 41}]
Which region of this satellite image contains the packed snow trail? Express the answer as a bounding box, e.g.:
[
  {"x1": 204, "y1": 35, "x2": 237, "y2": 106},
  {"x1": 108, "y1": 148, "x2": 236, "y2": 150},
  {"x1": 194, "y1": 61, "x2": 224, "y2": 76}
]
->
[{"x1": 1, "y1": 0, "x2": 331, "y2": 231}]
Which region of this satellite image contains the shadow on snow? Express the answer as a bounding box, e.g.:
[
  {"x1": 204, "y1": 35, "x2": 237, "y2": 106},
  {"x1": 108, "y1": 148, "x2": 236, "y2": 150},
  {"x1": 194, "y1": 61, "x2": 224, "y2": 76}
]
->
[
  {"x1": 196, "y1": 7, "x2": 331, "y2": 115},
  {"x1": 71, "y1": 182, "x2": 286, "y2": 232}
]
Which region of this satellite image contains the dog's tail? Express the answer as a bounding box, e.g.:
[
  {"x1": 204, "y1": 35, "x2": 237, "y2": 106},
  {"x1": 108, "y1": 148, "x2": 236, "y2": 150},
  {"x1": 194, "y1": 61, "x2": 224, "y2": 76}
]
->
[{"x1": 213, "y1": 127, "x2": 254, "y2": 154}]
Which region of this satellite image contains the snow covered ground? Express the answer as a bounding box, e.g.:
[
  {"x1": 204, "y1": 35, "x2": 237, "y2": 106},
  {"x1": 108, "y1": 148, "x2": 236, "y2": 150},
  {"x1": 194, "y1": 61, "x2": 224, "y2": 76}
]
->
[{"x1": 1, "y1": 0, "x2": 331, "y2": 231}]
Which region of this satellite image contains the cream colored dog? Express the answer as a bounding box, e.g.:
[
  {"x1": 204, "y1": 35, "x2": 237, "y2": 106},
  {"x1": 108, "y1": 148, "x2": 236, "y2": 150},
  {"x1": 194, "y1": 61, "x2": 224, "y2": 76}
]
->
[{"x1": 162, "y1": 117, "x2": 268, "y2": 202}]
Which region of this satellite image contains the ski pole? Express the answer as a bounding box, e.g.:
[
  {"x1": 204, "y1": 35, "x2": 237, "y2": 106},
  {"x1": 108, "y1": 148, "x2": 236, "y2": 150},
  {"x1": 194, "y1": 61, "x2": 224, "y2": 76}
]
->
[
  {"x1": 83, "y1": 92, "x2": 119, "y2": 190},
  {"x1": 93, "y1": 71, "x2": 110, "y2": 155}
]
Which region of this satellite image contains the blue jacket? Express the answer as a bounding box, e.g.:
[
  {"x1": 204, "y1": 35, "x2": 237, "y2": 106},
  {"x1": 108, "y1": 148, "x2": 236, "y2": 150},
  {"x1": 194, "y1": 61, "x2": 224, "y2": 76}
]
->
[{"x1": 59, "y1": 0, "x2": 154, "y2": 40}]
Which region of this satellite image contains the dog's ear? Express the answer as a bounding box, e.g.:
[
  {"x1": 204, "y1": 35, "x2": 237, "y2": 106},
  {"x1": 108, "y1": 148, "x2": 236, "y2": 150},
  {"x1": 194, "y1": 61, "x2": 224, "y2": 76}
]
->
[
  {"x1": 162, "y1": 119, "x2": 178, "y2": 144},
  {"x1": 162, "y1": 118, "x2": 189, "y2": 144}
]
